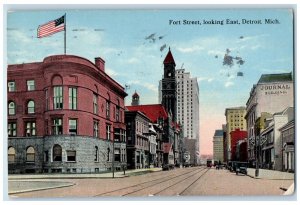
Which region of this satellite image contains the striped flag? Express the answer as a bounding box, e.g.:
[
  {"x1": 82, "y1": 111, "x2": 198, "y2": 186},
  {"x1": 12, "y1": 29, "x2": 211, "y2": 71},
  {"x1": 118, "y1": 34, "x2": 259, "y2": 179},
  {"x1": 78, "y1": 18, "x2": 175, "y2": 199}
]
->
[{"x1": 37, "y1": 15, "x2": 65, "y2": 38}]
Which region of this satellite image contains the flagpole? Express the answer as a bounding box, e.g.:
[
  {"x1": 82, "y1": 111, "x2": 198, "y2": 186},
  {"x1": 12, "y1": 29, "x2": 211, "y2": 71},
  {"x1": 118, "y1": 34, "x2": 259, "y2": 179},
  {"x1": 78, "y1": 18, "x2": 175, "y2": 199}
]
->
[{"x1": 64, "y1": 13, "x2": 66, "y2": 55}]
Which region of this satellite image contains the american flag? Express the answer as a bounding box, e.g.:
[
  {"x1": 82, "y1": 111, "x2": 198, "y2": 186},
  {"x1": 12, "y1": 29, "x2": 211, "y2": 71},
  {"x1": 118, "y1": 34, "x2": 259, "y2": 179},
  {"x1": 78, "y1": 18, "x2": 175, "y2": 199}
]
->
[{"x1": 37, "y1": 15, "x2": 65, "y2": 38}]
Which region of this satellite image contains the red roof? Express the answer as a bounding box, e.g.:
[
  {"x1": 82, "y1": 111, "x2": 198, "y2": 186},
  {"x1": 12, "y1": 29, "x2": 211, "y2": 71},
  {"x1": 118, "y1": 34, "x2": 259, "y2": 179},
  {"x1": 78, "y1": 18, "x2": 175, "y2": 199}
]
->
[
  {"x1": 163, "y1": 49, "x2": 176, "y2": 64},
  {"x1": 126, "y1": 104, "x2": 168, "y2": 123}
]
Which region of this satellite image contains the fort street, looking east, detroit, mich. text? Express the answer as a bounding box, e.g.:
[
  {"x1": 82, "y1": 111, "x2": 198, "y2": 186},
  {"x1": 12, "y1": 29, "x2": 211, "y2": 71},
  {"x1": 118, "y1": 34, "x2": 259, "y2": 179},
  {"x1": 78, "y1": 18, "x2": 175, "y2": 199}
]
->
[{"x1": 169, "y1": 18, "x2": 280, "y2": 25}]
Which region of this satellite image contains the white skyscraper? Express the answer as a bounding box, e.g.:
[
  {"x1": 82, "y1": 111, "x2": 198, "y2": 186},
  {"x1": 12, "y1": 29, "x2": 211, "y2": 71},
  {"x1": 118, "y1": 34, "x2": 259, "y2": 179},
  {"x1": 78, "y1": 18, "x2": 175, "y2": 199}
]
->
[{"x1": 159, "y1": 68, "x2": 200, "y2": 163}]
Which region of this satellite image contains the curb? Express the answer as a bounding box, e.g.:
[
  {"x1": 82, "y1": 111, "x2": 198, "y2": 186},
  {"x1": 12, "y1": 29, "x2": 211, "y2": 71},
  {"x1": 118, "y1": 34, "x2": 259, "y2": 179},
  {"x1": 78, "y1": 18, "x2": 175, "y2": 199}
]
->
[{"x1": 9, "y1": 183, "x2": 76, "y2": 195}]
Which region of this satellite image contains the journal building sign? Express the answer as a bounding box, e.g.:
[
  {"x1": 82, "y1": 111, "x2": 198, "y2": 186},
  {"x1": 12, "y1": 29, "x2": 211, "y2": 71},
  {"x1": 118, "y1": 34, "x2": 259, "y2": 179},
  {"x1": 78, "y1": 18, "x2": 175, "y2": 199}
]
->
[{"x1": 260, "y1": 84, "x2": 291, "y2": 95}]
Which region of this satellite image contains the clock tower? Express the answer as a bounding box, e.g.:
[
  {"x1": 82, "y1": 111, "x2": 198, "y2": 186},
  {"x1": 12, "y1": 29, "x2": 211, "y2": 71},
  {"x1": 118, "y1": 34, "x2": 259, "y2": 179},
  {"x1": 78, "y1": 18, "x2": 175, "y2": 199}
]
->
[{"x1": 161, "y1": 47, "x2": 177, "y2": 122}]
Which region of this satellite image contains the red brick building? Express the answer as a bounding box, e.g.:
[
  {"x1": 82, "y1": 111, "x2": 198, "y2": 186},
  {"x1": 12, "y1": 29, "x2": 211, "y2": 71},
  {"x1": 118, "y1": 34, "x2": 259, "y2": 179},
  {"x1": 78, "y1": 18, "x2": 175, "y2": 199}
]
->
[
  {"x1": 230, "y1": 128, "x2": 247, "y2": 161},
  {"x1": 126, "y1": 104, "x2": 181, "y2": 168},
  {"x1": 7, "y1": 54, "x2": 127, "y2": 173}
]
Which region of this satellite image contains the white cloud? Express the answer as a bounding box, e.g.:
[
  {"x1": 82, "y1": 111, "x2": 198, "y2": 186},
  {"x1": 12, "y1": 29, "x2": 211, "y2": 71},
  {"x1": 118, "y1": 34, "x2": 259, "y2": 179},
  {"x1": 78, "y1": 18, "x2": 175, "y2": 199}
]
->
[
  {"x1": 207, "y1": 50, "x2": 224, "y2": 56},
  {"x1": 106, "y1": 67, "x2": 118, "y2": 77},
  {"x1": 225, "y1": 81, "x2": 234, "y2": 87},
  {"x1": 127, "y1": 57, "x2": 140, "y2": 64},
  {"x1": 251, "y1": 44, "x2": 262, "y2": 50},
  {"x1": 126, "y1": 80, "x2": 158, "y2": 93},
  {"x1": 198, "y1": 77, "x2": 214, "y2": 83},
  {"x1": 176, "y1": 45, "x2": 204, "y2": 53}
]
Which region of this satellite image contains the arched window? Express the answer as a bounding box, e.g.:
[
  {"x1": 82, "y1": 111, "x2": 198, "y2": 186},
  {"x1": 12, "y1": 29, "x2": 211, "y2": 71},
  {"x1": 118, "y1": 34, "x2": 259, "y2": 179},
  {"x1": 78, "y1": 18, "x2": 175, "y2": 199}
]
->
[
  {"x1": 27, "y1": 100, "x2": 35, "y2": 114},
  {"x1": 53, "y1": 144, "x2": 62, "y2": 161},
  {"x1": 8, "y1": 101, "x2": 15, "y2": 115},
  {"x1": 8, "y1": 147, "x2": 16, "y2": 163},
  {"x1": 26, "y1": 146, "x2": 35, "y2": 162}
]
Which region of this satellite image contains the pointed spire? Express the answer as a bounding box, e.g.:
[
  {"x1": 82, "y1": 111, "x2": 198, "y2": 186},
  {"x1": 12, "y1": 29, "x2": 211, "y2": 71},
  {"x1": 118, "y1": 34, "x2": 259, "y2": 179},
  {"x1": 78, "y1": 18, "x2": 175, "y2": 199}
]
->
[
  {"x1": 163, "y1": 47, "x2": 176, "y2": 65},
  {"x1": 132, "y1": 90, "x2": 139, "y2": 97}
]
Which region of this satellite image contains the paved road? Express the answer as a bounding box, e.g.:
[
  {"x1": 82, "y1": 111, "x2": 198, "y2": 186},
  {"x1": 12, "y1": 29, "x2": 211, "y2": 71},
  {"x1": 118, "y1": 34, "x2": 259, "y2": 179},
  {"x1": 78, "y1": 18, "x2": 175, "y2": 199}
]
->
[{"x1": 8, "y1": 167, "x2": 294, "y2": 198}]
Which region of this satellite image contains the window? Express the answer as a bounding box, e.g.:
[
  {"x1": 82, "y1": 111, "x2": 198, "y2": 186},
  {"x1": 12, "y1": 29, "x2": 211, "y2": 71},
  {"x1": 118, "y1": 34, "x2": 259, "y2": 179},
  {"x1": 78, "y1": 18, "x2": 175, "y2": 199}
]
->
[
  {"x1": 93, "y1": 121, "x2": 99, "y2": 137},
  {"x1": 114, "y1": 148, "x2": 120, "y2": 162},
  {"x1": 27, "y1": 80, "x2": 35, "y2": 91},
  {"x1": 66, "y1": 150, "x2": 76, "y2": 162},
  {"x1": 93, "y1": 93, "x2": 98, "y2": 114},
  {"x1": 69, "y1": 87, "x2": 77, "y2": 110},
  {"x1": 95, "y1": 146, "x2": 99, "y2": 162},
  {"x1": 53, "y1": 144, "x2": 62, "y2": 161},
  {"x1": 52, "y1": 118, "x2": 62, "y2": 135},
  {"x1": 26, "y1": 146, "x2": 35, "y2": 162},
  {"x1": 25, "y1": 122, "x2": 36, "y2": 136},
  {"x1": 120, "y1": 129, "x2": 126, "y2": 142},
  {"x1": 8, "y1": 147, "x2": 16, "y2": 163},
  {"x1": 69, "y1": 119, "x2": 77, "y2": 135},
  {"x1": 8, "y1": 101, "x2": 16, "y2": 115},
  {"x1": 106, "y1": 124, "x2": 111, "y2": 140},
  {"x1": 45, "y1": 89, "x2": 49, "y2": 111},
  {"x1": 114, "y1": 129, "x2": 119, "y2": 142},
  {"x1": 44, "y1": 151, "x2": 49, "y2": 162},
  {"x1": 27, "y1": 100, "x2": 35, "y2": 114},
  {"x1": 116, "y1": 107, "x2": 120, "y2": 122},
  {"x1": 106, "y1": 101, "x2": 110, "y2": 119},
  {"x1": 8, "y1": 122, "x2": 17, "y2": 137},
  {"x1": 8, "y1": 81, "x2": 16, "y2": 92},
  {"x1": 53, "y1": 86, "x2": 63, "y2": 109}
]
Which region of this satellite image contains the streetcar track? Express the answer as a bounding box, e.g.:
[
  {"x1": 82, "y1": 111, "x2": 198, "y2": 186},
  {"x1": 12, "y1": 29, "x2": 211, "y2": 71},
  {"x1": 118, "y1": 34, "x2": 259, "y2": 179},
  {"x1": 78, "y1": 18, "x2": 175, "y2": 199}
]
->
[
  {"x1": 152, "y1": 167, "x2": 209, "y2": 196},
  {"x1": 93, "y1": 167, "x2": 202, "y2": 197},
  {"x1": 178, "y1": 167, "x2": 210, "y2": 195},
  {"x1": 122, "y1": 167, "x2": 205, "y2": 196}
]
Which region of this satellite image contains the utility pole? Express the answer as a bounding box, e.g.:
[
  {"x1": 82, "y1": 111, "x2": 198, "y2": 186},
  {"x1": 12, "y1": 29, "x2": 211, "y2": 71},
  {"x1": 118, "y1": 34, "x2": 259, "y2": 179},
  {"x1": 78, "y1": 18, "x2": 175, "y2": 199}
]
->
[{"x1": 112, "y1": 136, "x2": 115, "y2": 178}]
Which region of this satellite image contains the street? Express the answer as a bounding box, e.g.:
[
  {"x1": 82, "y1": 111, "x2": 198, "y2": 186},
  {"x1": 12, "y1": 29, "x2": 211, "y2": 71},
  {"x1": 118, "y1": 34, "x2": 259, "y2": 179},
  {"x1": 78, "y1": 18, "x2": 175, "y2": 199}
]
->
[{"x1": 8, "y1": 166, "x2": 293, "y2": 198}]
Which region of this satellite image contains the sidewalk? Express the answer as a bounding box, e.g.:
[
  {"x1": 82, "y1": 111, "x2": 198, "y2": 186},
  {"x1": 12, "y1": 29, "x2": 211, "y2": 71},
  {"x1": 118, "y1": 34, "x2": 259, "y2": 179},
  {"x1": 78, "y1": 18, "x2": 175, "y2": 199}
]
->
[
  {"x1": 247, "y1": 168, "x2": 294, "y2": 180},
  {"x1": 8, "y1": 167, "x2": 162, "y2": 180},
  {"x1": 8, "y1": 167, "x2": 162, "y2": 195}
]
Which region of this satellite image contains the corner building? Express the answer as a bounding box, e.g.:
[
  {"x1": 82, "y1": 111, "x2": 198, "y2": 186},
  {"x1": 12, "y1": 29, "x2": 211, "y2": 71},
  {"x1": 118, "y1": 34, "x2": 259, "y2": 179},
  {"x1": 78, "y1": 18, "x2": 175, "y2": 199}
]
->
[
  {"x1": 245, "y1": 73, "x2": 293, "y2": 167},
  {"x1": 7, "y1": 55, "x2": 127, "y2": 174}
]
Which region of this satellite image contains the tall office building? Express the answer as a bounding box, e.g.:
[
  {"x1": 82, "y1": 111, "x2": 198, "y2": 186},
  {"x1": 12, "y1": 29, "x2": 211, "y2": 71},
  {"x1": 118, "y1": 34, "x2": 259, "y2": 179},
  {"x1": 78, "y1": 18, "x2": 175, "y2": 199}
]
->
[
  {"x1": 224, "y1": 106, "x2": 247, "y2": 161},
  {"x1": 175, "y1": 69, "x2": 199, "y2": 141},
  {"x1": 213, "y1": 129, "x2": 224, "y2": 163},
  {"x1": 159, "y1": 67, "x2": 200, "y2": 164}
]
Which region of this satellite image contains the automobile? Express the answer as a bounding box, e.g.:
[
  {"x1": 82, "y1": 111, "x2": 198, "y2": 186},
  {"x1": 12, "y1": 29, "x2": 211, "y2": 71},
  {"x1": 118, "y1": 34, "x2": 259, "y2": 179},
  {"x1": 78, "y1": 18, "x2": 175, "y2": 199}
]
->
[
  {"x1": 235, "y1": 162, "x2": 248, "y2": 175},
  {"x1": 162, "y1": 164, "x2": 175, "y2": 171}
]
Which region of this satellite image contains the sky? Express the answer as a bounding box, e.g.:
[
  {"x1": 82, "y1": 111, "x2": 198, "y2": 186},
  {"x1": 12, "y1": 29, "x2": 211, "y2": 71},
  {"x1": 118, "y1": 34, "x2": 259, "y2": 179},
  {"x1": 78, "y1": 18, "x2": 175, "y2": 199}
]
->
[{"x1": 6, "y1": 8, "x2": 294, "y2": 156}]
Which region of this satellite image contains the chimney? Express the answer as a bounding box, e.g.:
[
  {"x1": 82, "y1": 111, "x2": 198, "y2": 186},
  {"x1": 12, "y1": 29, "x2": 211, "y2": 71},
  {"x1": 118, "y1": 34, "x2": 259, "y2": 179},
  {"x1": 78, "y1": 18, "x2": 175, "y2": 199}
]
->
[{"x1": 95, "y1": 57, "x2": 105, "y2": 72}]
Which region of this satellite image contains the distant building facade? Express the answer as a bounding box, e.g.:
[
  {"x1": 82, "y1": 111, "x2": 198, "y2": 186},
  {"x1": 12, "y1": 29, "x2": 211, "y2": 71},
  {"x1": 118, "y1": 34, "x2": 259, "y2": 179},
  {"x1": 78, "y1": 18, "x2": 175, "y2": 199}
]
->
[
  {"x1": 125, "y1": 110, "x2": 152, "y2": 169},
  {"x1": 229, "y1": 129, "x2": 247, "y2": 161},
  {"x1": 259, "y1": 107, "x2": 294, "y2": 171},
  {"x1": 279, "y1": 118, "x2": 295, "y2": 172},
  {"x1": 236, "y1": 139, "x2": 248, "y2": 162},
  {"x1": 7, "y1": 54, "x2": 127, "y2": 174},
  {"x1": 245, "y1": 72, "x2": 293, "y2": 167},
  {"x1": 213, "y1": 130, "x2": 224, "y2": 163},
  {"x1": 224, "y1": 106, "x2": 247, "y2": 161},
  {"x1": 126, "y1": 104, "x2": 170, "y2": 168}
]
